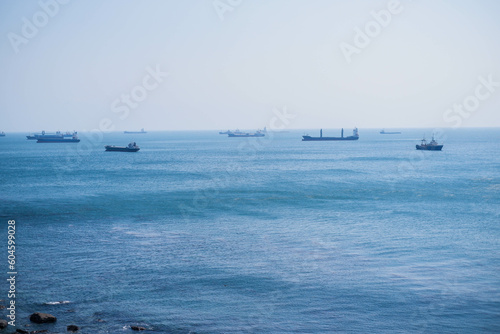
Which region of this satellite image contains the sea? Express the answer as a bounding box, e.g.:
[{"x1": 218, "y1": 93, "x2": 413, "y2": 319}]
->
[{"x1": 0, "y1": 128, "x2": 499, "y2": 333}]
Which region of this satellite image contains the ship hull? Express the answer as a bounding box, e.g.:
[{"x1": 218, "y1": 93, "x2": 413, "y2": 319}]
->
[
  {"x1": 228, "y1": 134, "x2": 265, "y2": 137},
  {"x1": 105, "y1": 146, "x2": 140, "y2": 152},
  {"x1": 37, "y1": 138, "x2": 80, "y2": 143},
  {"x1": 302, "y1": 136, "x2": 358, "y2": 141},
  {"x1": 416, "y1": 145, "x2": 443, "y2": 151}
]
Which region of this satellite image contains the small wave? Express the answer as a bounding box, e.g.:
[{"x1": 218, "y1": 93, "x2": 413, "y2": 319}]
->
[
  {"x1": 44, "y1": 300, "x2": 70, "y2": 305},
  {"x1": 124, "y1": 231, "x2": 161, "y2": 238}
]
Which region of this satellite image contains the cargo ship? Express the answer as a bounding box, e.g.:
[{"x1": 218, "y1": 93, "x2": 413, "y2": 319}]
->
[
  {"x1": 380, "y1": 129, "x2": 401, "y2": 134},
  {"x1": 220, "y1": 130, "x2": 244, "y2": 135},
  {"x1": 27, "y1": 131, "x2": 77, "y2": 140},
  {"x1": 416, "y1": 136, "x2": 443, "y2": 151},
  {"x1": 228, "y1": 129, "x2": 265, "y2": 137},
  {"x1": 105, "y1": 142, "x2": 140, "y2": 152},
  {"x1": 37, "y1": 135, "x2": 80, "y2": 143},
  {"x1": 124, "y1": 128, "x2": 147, "y2": 134},
  {"x1": 302, "y1": 128, "x2": 359, "y2": 141}
]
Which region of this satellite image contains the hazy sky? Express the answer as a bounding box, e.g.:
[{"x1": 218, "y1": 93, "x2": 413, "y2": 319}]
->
[{"x1": 1, "y1": 0, "x2": 500, "y2": 131}]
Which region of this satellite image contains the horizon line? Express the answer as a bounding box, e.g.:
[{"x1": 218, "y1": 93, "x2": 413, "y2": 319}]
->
[{"x1": 2, "y1": 126, "x2": 500, "y2": 133}]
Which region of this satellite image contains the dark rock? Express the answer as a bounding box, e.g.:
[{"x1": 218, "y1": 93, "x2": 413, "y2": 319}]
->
[
  {"x1": 131, "y1": 326, "x2": 146, "y2": 331},
  {"x1": 29, "y1": 312, "x2": 57, "y2": 324},
  {"x1": 16, "y1": 329, "x2": 29, "y2": 334},
  {"x1": 0, "y1": 320, "x2": 7, "y2": 329},
  {"x1": 67, "y1": 325, "x2": 79, "y2": 332}
]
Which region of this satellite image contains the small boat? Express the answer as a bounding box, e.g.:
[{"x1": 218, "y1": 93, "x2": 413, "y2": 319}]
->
[
  {"x1": 37, "y1": 135, "x2": 80, "y2": 143},
  {"x1": 124, "y1": 128, "x2": 147, "y2": 134},
  {"x1": 416, "y1": 136, "x2": 443, "y2": 151},
  {"x1": 0, "y1": 132, "x2": 5, "y2": 137},
  {"x1": 380, "y1": 129, "x2": 401, "y2": 134},
  {"x1": 105, "y1": 142, "x2": 140, "y2": 152},
  {"x1": 219, "y1": 130, "x2": 232, "y2": 134},
  {"x1": 302, "y1": 128, "x2": 359, "y2": 141}
]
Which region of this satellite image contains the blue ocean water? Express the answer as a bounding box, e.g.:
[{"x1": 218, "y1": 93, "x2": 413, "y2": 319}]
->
[{"x1": 0, "y1": 128, "x2": 499, "y2": 333}]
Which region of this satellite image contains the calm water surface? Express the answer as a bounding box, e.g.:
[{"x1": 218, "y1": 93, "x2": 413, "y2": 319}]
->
[{"x1": 0, "y1": 128, "x2": 499, "y2": 333}]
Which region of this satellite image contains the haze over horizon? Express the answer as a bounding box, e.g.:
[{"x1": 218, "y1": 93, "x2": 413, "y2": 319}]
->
[{"x1": 1, "y1": 0, "x2": 500, "y2": 132}]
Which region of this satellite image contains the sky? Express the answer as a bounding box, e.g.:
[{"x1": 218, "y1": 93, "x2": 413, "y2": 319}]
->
[{"x1": 1, "y1": 0, "x2": 500, "y2": 132}]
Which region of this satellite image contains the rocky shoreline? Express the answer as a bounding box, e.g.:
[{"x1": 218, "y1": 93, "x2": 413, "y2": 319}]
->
[{"x1": 0, "y1": 311, "x2": 148, "y2": 333}]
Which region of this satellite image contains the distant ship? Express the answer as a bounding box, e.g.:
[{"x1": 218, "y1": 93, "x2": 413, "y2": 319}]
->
[
  {"x1": 124, "y1": 128, "x2": 147, "y2": 134},
  {"x1": 228, "y1": 129, "x2": 265, "y2": 137},
  {"x1": 37, "y1": 135, "x2": 80, "y2": 143},
  {"x1": 220, "y1": 129, "x2": 246, "y2": 135},
  {"x1": 380, "y1": 129, "x2": 401, "y2": 134},
  {"x1": 416, "y1": 136, "x2": 443, "y2": 151},
  {"x1": 27, "y1": 131, "x2": 77, "y2": 140},
  {"x1": 105, "y1": 142, "x2": 140, "y2": 152},
  {"x1": 302, "y1": 128, "x2": 359, "y2": 141},
  {"x1": 0, "y1": 132, "x2": 5, "y2": 137}
]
